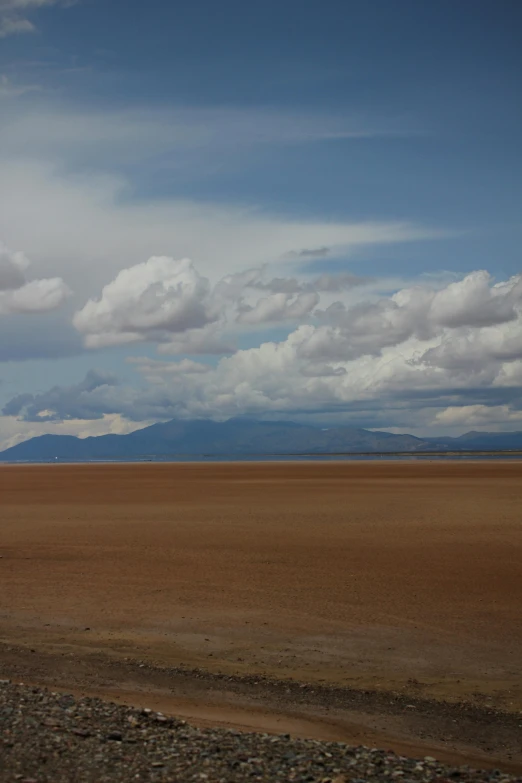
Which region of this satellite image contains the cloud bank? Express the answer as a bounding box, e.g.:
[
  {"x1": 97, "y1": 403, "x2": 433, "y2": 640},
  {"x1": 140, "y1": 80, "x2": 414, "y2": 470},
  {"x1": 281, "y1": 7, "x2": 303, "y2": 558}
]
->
[
  {"x1": 72, "y1": 257, "x2": 379, "y2": 350},
  {"x1": 6, "y1": 268, "x2": 522, "y2": 436}
]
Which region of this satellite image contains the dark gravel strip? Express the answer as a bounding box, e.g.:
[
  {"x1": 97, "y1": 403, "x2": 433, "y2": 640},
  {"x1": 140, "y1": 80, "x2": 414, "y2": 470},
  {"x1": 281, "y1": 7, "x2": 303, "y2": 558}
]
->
[
  {"x1": 1, "y1": 681, "x2": 521, "y2": 783},
  {"x1": 115, "y1": 657, "x2": 522, "y2": 735}
]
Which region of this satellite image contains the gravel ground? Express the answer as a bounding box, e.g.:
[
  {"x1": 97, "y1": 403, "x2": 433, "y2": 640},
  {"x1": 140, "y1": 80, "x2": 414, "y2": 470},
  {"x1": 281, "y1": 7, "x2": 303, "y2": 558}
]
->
[{"x1": 1, "y1": 682, "x2": 521, "y2": 783}]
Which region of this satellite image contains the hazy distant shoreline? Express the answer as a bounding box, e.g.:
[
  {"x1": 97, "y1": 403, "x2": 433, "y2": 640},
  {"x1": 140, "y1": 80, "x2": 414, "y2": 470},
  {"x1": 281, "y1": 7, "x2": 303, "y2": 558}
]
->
[{"x1": 2, "y1": 450, "x2": 522, "y2": 465}]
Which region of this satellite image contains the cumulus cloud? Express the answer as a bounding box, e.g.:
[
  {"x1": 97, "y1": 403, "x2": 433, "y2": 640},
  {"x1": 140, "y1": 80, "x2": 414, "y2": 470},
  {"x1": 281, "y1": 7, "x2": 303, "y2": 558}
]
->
[
  {"x1": 249, "y1": 276, "x2": 303, "y2": 295},
  {"x1": 127, "y1": 357, "x2": 212, "y2": 384},
  {"x1": 73, "y1": 257, "x2": 216, "y2": 348},
  {"x1": 3, "y1": 369, "x2": 118, "y2": 422},
  {"x1": 0, "y1": 244, "x2": 27, "y2": 290},
  {"x1": 0, "y1": 242, "x2": 70, "y2": 315},
  {"x1": 3, "y1": 333, "x2": 518, "y2": 432},
  {"x1": 3, "y1": 367, "x2": 199, "y2": 423},
  {"x1": 301, "y1": 271, "x2": 522, "y2": 362},
  {"x1": 72, "y1": 256, "x2": 374, "y2": 349},
  {"x1": 434, "y1": 404, "x2": 522, "y2": 428},
  {"x1": 7, "y1": 268, "x2": 522, "y2": 433},
  {"x1": 300, "y1": 362, "x2": 347, "y2": 377},
  {"x1": 157, "y1": 327, "x2": 235, "y2": 356},
  {"x1": 429, "y1": 270, "x2": 522, "y2": 328},
  {"x1": 213, "y1": 268, "x2": 368, "y2": 304},
  {"x1": 0, "y1": 0, "x2": 72, "y2": 37},
  {"x1": 416, "y1": 320, "x2": 522, "y2": 371},
  {"x1": 237, "y1": 291, "x2": 320, "y2": 325},
  {"x1": 128, "y1": 357, "x2": 212, "y2": 375},
  {"x1": 249, "y1": 271, "x2": 369, "y2": 295}
]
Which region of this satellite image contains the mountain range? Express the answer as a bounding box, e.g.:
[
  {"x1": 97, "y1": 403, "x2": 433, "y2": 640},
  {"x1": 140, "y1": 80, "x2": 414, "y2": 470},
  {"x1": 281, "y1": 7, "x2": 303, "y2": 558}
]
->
[{"x1": 1, "y1": 418, "x2": 522, "y2": 461}]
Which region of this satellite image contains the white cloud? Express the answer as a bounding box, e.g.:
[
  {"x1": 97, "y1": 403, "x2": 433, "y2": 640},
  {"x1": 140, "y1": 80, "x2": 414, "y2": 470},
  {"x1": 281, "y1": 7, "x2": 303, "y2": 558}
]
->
[
  {"x1": 300, "y1": 271, "x2": 522, "y2": 362},
  {"x1": 429, "y1": 270, "x2": 521, "y2": 327},
  {"x1": 417, "y1": 319, "x2": 522, "y2": 372},
  {"x1": 2, "y1": 276, "x2": 71, "y2": 313},
  {"x1": 0, "y1": 0, "x2": 71, "y2": 37},
  {"x1": 0, "y1": 100, "x2": 406, "y2": 165},
  {"x1": 127, "y1": 357, "x2": 212, "y2": 385},
  {"x1": 0, "y1": 243, "x2": 28, "y2": 289},
  {"x1": 157, "y1": 326, "x2": 235, "y2": 356},
  {"x1": 128, "y1": 357, "x2": 212, "y2": 375},
  {"x1": 0, "y1": 241, "x2": 70, "y2": 315},
  {"x1": 72, "y1": 257, "x2": 383, "y2": 350},
  {"x1": 73, "y1": 257, "x2": 215, "y2": 348},
  {"x1": 247, "y1": 271, "x2": 370, "y2": 295},
  {"x1": 495, "y1": 360, "x2": 522, "y2": 387},
  {"x1": 0, "y1": 13, "x2": 33, "y2": 35},
  {"x1": 2, "y1": 368, "x2": 119, "y2": 421},
  {"x1": 300, "y1": 362, "x2": 347, "y2": 377},
  {"x1": 434, "y1": 405, "x2": 522, "y2": 429},
  {"x1": 0, "y1": 74, "x2": 41, "y2": 99},
  {"x1": 0, "y1": 158, "x2": 434, "y2": 298},
  {"x1": 8, "y1": 269, "x2": 521, "y2": 434},
  {"x1": 237, "y1": 291, "x2": 319, "y2": 325}
]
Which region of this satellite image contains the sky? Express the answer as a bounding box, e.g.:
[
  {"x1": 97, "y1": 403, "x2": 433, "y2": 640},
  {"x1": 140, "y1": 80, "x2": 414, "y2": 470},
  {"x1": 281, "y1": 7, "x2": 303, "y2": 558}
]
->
[{"x1": 0, "y1": 0, "x2": 521, "y2": 449}]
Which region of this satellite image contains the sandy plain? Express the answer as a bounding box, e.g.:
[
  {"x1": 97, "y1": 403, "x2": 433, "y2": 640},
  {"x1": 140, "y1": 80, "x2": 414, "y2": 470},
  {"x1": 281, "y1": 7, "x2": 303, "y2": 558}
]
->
[{"x1": 1, "y1": 461, "x2": 521, "y2": 769}]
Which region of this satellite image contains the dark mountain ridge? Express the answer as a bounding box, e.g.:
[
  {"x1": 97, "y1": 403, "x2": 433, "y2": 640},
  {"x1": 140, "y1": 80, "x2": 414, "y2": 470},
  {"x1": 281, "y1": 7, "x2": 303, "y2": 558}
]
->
[{"x1": 1, "y1": 418, "x2": 522, "y2": 461}]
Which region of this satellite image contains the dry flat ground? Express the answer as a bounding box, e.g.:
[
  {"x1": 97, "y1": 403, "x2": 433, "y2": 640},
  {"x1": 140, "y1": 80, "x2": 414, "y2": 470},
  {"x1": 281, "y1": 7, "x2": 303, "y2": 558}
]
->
[{"x1": 1, "y1": 461, "x2": 522, "y2": 771}]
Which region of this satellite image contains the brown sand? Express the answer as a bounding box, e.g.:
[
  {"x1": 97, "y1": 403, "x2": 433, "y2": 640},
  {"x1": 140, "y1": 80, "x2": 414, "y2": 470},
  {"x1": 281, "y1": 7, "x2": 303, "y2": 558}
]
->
[{"x1": 1, "y1": 461, "x2": 521, "y2": 767}]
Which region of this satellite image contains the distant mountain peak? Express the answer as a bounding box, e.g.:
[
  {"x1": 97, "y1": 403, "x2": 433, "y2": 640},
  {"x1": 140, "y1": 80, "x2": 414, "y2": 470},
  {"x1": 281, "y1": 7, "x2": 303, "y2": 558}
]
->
[{"x1": 1, "y1": 418, "x2": 520, "y2": 461}]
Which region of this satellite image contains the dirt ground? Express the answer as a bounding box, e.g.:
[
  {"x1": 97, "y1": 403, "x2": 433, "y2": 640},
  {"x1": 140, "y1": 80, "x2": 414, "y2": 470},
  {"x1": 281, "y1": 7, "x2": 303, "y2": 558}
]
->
[{"x1": 1, "y1": 461, "x2": 521, "y2": 769}]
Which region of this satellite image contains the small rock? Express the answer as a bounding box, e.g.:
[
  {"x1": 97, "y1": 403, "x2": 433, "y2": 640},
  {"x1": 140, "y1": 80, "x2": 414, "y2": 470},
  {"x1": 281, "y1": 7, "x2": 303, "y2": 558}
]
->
[{"x1": 71, "y1": 728, "x2": 91, "y2": 737}]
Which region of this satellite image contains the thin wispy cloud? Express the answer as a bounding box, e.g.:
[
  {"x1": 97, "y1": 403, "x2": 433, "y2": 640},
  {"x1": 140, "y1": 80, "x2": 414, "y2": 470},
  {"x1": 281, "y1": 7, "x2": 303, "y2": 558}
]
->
[
  {"x1": 0, "y1": 0, "x2": 74, "y2": 38},
  {"x1": 0, "y1": 74, "x2": 42, "y2": 98},
  {"x1": 0, "y1": 99, "x2": 415, "y2": 176}
]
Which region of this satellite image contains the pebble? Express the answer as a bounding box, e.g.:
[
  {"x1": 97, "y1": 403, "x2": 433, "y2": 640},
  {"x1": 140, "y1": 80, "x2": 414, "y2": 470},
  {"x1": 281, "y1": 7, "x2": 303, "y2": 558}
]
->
[
  {"x1": 0, "y1": 681, "x2": 520, "y2": 783},
  {"x1": 106, "y1": 731, "x2": 123, "y2": 741}
]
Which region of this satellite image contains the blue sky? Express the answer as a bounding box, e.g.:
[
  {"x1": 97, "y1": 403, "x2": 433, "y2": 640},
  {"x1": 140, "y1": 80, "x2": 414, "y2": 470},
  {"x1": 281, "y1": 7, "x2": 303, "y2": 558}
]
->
[{"x1": 0, "y1": 0, "x2": 521, "y2": 447}]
